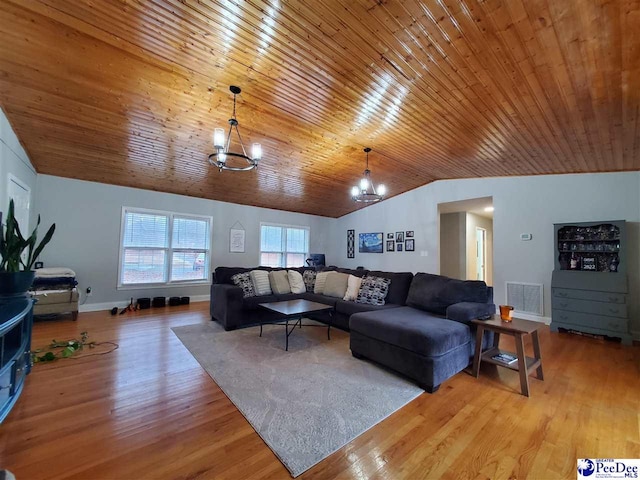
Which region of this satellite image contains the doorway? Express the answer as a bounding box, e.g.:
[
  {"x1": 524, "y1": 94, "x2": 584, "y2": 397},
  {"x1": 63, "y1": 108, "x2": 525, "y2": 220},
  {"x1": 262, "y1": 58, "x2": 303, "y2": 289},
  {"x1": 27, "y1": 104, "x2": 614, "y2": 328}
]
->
[{"x1": 476, "y1": 227, "x2": 486, "y2": 281}]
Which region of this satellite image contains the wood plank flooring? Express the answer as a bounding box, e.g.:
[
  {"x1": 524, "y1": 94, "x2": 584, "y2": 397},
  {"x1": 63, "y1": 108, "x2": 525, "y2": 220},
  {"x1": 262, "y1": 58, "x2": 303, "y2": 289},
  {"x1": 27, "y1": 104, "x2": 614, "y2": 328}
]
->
[{"x1": 1, "y1": 303, "x2": 638, "y2": 479}]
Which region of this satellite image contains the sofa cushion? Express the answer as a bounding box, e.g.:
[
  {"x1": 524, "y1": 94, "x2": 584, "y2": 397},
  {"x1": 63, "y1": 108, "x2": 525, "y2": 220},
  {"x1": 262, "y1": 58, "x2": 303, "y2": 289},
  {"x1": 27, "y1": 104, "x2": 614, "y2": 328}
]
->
[
  {"x1": 323, "y1": 272, "x2": 349, "y2": 298},
  {"x1": 269, "y1": 270, "x2": 291, "y2": 294},
  {"x1": 243, "y1": 294, "x2": 279, "y2": 309},
  {"x1": 288, "y1": 270, "x2": 306, "y2": 294},
  {"x1": 274, "y1": 292, "x2": 306, "y2": 302},
  {"x1": 446, "y1": 302, "x2": 495, "y2": 325},
  {"x1": 216, "y1": 267, "x2": 252, "y2": 285},
  {"x1": 314, "y1": 271, "x2": 330, "y2": 294},
  {"x1": 343, "y1": 274, "x2": 363, "y2": 301},
  {"x1": 302, "y1": 292, "x2": 339, "y2": 307},
  {"x1": 250, "y1": 270, "x2": 272, "y2": 296},
  {"x1": 406, "y1": 273, "x2": 488, "y2": 315},
  {"x1": 336, "y1": 299, "x2": 399, "y2": 317},
  {"x1": 336, "y1": 268, "x2": 368, "y2": 278},
  {"x1": 303, "y1": 270, "x2": 317, "y2": 292},
  {"x1": 367, "y1": 271, "x2": 414, "y2": 305},
  {"x1": 349, "y1": 306, "x2": 472, "y2": 357},
  {"x1": 231, "y1": 272, "x2": 256, "y2": 298},
  {"x1": 356, "y1": 275, "x2": 392, "y2": 306}
]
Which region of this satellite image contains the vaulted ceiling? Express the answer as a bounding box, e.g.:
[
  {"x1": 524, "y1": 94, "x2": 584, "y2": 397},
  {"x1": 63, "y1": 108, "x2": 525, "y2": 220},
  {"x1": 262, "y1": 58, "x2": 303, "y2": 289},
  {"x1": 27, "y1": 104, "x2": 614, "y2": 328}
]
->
[{"x1": 1, "y1": 0, "x2": 638, "y2": 218}]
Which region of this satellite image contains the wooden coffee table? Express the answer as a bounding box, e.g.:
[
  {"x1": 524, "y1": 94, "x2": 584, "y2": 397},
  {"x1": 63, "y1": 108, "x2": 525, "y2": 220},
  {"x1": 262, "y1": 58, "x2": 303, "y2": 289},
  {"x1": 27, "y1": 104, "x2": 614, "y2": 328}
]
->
[
  {"x1": 471, "y1": 315, "x2": 544, "y2": 397},
  {"x1": 258, "y1": 299, "x2": 334, "y2": 351}
]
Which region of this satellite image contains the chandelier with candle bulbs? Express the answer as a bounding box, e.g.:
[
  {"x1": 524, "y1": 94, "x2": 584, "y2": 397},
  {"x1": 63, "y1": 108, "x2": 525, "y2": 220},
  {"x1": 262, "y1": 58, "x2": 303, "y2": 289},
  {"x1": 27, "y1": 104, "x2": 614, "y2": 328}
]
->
[
  {"x1": 209, "y1": 86, "x2": 261, "y2": 172},
  {"x1": 351, "y1": 148, "x2": 387, "y2": 202}
]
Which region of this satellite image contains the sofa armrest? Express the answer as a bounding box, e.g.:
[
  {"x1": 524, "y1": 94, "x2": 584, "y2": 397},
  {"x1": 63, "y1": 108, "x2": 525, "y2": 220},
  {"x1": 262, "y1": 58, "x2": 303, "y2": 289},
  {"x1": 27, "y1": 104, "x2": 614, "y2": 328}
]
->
[
  {"x1": 210, "y1": 283, "x2": 244, "y2": 329},
  {"x1": 446, "y1": 302, "x2": 495, "y2": 324}
]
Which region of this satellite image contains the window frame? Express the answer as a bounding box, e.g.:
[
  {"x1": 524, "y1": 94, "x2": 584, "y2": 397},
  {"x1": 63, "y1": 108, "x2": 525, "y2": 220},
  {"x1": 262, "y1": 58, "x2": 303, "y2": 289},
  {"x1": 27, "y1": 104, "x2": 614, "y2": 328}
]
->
[
  {"x1": 259, "y1": 222, "x2": 310, "y2": 268},
  {"x1": 118, "y1": 206, "x2": 213, "y2": 289}
]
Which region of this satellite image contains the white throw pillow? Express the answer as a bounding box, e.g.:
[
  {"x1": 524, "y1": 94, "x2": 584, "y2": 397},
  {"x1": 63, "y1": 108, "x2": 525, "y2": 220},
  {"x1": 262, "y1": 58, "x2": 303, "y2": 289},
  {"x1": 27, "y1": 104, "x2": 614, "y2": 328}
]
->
[
  {"x1": 249, "y1": 270, "x2": 272, "y2": 296},
  {"x1": 343, "y1": 274, "x2": 363, "y2": 301},
  {"x1": 288, "y1": 270, "x2": 306, "y2": 294},
  {"x1": 314, "y1": 271, "x2": 330, "y2": 294}
]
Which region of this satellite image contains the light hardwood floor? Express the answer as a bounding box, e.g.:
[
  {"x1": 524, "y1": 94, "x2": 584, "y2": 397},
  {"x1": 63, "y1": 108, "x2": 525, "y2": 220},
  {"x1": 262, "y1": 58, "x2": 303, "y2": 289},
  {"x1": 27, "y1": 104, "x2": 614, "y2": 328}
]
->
[{"x1": 1, "y1": 303, "x2": 638, "y2": 479}]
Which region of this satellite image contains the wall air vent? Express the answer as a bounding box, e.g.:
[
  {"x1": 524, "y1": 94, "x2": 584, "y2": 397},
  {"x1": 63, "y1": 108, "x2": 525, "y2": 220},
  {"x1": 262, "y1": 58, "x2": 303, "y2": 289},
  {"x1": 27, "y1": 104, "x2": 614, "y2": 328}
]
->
[{"x1": 506, "y1": 282, "x2": 543, "y2": 316}]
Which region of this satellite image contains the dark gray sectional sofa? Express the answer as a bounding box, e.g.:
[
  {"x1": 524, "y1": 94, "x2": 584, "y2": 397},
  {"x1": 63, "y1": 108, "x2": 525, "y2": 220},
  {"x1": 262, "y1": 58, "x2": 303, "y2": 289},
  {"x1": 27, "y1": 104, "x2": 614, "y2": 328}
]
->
[{"x1": 210, "y1": 267, "x2": 495, "y2": 393}]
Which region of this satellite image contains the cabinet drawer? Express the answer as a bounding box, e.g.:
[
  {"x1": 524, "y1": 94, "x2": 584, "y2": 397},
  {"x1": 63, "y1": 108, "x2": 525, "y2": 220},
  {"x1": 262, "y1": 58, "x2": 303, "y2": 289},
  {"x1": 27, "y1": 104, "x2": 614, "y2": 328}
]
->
[
  {"x1": 552, "y1": 298, "x2": 627, "y2": 318},
  {"x1": 0, "y1": 363, "x2": 13, "y2": 407},
  {"x1": 553, "y1": 288, "x2": 625, "y2": 304},
  {"x1": 553, "y1": 310, "x2": 628, "y2": 333}
]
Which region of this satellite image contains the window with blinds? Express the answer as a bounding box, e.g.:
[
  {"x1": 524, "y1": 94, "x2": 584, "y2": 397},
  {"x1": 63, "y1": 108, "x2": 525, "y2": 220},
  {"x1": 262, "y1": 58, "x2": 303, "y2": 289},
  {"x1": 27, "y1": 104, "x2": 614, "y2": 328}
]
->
[
  {"x1": 119, "y1": 208, "x2": 211, "y2": 287},
  {"x1": 260, "y1": 224, "x2": 309, "y2": 268}
]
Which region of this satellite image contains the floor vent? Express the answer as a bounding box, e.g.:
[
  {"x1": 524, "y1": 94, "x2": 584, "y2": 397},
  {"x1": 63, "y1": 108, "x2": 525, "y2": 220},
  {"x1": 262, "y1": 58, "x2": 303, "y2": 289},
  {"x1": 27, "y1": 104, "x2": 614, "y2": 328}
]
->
[{"x1": 506, "y1": 282, "x2": 543, "y2": 316}]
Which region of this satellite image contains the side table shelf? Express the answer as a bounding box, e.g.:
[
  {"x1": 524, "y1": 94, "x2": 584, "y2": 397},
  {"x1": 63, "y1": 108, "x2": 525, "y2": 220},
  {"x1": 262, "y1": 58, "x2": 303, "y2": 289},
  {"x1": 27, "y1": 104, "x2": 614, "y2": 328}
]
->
[{"x1": 0, "y1": 298, "x2": 34, "y2": 423}]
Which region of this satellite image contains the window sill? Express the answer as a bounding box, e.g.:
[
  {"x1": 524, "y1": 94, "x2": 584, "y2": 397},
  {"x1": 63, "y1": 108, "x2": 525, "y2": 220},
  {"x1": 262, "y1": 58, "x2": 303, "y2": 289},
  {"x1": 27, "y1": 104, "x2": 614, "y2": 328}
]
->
[{"x1": 117, "y1": 280, "x2": 211, "y2": 291}]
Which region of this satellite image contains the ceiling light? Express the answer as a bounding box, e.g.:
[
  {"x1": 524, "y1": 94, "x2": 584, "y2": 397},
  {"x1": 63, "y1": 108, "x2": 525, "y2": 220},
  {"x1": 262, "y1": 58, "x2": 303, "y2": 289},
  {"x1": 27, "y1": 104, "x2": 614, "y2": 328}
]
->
[
  {"x1": 351, "y1": 148, "x2": 386, "y2": 203},
  {"x1": 208, "y1": 86, "x2": 261, "y2": 172},
  {"x1": 484, "y1": 206, "x2": 494, "y2": 212}
]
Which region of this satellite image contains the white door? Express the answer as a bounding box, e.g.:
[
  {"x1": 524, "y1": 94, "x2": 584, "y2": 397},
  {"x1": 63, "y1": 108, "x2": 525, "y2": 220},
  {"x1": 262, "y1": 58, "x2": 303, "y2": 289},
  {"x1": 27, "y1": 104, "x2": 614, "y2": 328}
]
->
[{"x1": 476, "y1": 227, "x2": 486, "y2": 281}]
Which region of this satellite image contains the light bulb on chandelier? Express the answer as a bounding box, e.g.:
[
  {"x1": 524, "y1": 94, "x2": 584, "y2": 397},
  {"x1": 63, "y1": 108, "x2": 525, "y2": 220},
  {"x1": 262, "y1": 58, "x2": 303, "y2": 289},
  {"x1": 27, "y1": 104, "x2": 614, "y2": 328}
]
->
[{"x1": 209, "y1": 86, "x2": 262, "y2": 172}]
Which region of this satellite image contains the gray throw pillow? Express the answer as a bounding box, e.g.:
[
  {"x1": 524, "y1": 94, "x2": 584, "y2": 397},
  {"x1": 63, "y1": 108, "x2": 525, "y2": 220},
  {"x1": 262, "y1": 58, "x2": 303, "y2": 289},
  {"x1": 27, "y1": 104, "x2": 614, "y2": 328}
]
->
[
  {"x1": 231, "y1": 272, "x2": 256, "y2": 298},
  {"x1": 355, "y1": 275, "x2": 391, "y2": 305},
  {"x1": 322, "y1": 272, "x2": 349, "y2": 298},
  {"x1": 269, "y1": 270, "x2": 291, "y2": 294},
  {"x1": 303, "y1": 270, "x2": 317, "y2": 292}
]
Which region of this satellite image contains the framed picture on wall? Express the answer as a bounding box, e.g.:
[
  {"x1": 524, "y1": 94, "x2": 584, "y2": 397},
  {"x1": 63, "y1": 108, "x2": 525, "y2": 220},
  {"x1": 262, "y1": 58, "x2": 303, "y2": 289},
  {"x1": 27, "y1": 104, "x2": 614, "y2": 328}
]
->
[
  {"x1": 387, "y1": 233, "x2": 394, "y2": 239},
  {"x1": 386, "y1": 240, "x2": 395, "y2": 252},
  {"x1": 405, "y1": 239, "x2": 415, "y2": 251},
  {"x1": 359, "y1": 232, "x2": 383, "y2": 253},
  {"x1": 396, "y1": 231, "x2": 404, "y2": 242},
  {"x1": 230, "y1": 228, "x2": 245, "y2": 253},
  {"x1": 406, "y1": 231, "x2": 414, "y2": 238},
  {"x1": 397, "y1": 243, "x2": 403, "y2": 252}
]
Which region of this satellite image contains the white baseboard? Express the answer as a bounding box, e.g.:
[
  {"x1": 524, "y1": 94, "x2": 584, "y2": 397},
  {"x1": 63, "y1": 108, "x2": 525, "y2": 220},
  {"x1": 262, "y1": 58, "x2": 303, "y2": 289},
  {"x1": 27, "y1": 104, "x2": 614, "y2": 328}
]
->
[
  {"x1": 79, "y1": 295, "x2": 210, "y2": 313},
  {"x1": 512, "y1": 311, "x2": 552, "y2": 325}
]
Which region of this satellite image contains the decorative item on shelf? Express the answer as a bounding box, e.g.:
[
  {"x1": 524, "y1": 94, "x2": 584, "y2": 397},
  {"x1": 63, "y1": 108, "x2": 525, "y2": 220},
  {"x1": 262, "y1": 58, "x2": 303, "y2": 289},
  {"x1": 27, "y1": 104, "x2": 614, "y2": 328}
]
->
[
  {"x1": 582, "y1": 257, "x2": 596, "y2": 271},
  {"x1": 208, "y1": 86, "x2": 261, "y2": 172},
  {"x1": 350, "y1": 148, "x2": 386, "y2": 203},
  {"x1": 499, "y1": 305, "x2": 514, "y2": 322},
  {"x1": 0, "y1": 199, "x2": 56, "y2": 298}
]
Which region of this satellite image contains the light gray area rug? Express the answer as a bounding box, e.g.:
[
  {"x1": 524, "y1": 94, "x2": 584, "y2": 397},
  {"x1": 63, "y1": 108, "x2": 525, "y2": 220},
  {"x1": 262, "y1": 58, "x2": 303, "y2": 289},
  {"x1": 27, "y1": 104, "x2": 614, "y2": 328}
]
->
[{"x1": 172, "y1": 320, "x2": 423, "y2": 477}]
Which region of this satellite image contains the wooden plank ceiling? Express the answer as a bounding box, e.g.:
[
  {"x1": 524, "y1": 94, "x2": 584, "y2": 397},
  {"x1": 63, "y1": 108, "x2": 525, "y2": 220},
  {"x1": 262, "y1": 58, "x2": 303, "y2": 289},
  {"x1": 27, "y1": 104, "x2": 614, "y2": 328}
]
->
[{"x1": 1, "y1": 0, "x2": 639, "y2": 218}]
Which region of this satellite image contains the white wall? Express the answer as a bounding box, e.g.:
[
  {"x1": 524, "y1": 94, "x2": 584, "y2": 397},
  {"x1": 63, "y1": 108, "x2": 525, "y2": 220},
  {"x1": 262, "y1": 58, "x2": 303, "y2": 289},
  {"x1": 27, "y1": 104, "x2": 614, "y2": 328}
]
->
[
  {"x1": 440, "y1": 212, "x2": 466, "y2": 279},
  {"x1": 330, "y1": 172, "x2": 640, "y2": 336},
  {"x1": 0, "y1": 108, "x2": 38, "y2": 228},
  {"x1": 33, "y1": 175, "x2": 335, "y2": 308}
]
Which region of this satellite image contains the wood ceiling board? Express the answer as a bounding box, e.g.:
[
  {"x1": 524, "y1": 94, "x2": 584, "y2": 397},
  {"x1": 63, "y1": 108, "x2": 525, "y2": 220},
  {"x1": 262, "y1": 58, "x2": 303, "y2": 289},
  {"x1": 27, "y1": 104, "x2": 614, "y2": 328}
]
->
[{"x1": 1, "y1": 0, "x2": 638, "y2": 218}]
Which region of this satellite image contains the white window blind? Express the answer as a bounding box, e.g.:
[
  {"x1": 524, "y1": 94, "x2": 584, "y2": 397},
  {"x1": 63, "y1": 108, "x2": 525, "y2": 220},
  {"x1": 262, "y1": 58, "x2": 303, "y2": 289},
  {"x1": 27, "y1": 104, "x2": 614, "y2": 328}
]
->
[
  {"x1": 260, "y1": 224, "x2": 309, "y2": 268},
  {"x1": 119, "y1": 208, "x2": 211, "y2": 287}
]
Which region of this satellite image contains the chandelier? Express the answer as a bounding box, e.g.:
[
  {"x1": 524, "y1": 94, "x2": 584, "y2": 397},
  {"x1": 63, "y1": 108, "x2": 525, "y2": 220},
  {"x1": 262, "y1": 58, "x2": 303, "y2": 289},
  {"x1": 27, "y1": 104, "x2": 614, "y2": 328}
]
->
[
  {"x1": 208, "y1": 85, "x2": 262, "y2": 172},
  {"x1": 351, "y1": 148, "x2": 386, "y2": 202}
]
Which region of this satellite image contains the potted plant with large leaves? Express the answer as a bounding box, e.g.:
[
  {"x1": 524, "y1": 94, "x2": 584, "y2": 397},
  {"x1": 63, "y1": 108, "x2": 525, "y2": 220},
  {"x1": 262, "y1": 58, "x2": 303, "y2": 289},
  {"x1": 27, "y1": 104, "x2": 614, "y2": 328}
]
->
[{"x1": 0, "y1": 199, "x2": 56, "y2": 297}]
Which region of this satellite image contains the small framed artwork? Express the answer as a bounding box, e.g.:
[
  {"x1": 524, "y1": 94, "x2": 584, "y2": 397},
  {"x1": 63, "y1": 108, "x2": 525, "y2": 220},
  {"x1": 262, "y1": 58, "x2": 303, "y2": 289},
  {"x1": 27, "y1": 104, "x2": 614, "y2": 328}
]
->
[
  {"x1": 230, "y1": 228, "x2": 245, "y2": 253},
  {"x1": 405, "y1": 239, "x2": 415, "y2": 251},
  {"x1": 396, "y1": 231, "x2": 404, "y2": 242},
  {"x1": 386, "y1": 240, "x2": 395, "y2": 252},
  {"x1": 387, "y1": 233, "x2": 394, "y2": 239},
  {"x1": 406, "y1": 231, "x2": 414, "y2": 238},
  {"x1": 397, "y1": 243, "x2": 403, "y2": 252}
]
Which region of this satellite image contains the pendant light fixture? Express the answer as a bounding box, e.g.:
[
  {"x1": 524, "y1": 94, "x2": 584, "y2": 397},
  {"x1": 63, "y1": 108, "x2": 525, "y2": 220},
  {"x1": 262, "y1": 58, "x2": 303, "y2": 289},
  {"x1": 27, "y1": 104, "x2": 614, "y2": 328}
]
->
[
  {"x1": 351, "y1": 148, "x2": 386, "y2": 202},
  {"x1": 208, "y1": 85, "x2": 261, "y2": 172}
]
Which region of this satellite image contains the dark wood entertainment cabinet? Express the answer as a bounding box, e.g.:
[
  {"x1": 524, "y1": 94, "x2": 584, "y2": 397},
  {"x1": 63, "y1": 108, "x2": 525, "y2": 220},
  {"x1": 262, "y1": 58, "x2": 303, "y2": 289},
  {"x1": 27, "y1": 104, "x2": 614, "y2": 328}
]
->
[{"x1": 0, "y1": 298, "x2": 34, "y2": 423}]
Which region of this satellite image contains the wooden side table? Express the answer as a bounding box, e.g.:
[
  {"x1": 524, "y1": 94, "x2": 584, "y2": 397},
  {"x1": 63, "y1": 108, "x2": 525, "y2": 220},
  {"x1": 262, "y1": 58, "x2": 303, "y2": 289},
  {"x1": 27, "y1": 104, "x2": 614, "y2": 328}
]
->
[{"x1": 471, "y1": 315, "x2": 544, "y2": 397}]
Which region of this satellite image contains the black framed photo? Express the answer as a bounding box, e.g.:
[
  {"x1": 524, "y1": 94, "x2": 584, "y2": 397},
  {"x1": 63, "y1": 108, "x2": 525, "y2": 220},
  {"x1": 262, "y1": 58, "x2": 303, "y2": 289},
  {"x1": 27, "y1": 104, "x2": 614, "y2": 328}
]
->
[
  {"x1": 406, "y1": 231, "x2": 414, "y2": 238},
  {"x1": 396, "y1": 231, "x2": 404, "y2": 242},
  {"x1": 397, "y1": 243, "x2": 403, "y2": 252},
  {"x1": 387, "y1": 233, "x2": 394, "y2": 239},
  {"x1": 359, "y1": 232, "x2": 383, "y2": 253},
  {"x1": 386, "y1": 240, "x2": 395, "y2": 252},
  {"x1": 405, "y1": 239, "x2": 415, "y2": 251}
]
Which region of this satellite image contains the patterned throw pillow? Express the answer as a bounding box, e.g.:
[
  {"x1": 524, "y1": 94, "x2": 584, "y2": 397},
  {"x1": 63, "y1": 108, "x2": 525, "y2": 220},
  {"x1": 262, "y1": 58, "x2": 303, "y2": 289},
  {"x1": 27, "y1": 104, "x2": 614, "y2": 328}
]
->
[
  {"x1": 231, "y1": 272, "x2": 256, "y2": 298},
  {"x1": 303, "y1": 270, "x2": 317, "y2": 292},
  {"x1": 355, "y1": 275, "x2": 392, "y2": 306}
]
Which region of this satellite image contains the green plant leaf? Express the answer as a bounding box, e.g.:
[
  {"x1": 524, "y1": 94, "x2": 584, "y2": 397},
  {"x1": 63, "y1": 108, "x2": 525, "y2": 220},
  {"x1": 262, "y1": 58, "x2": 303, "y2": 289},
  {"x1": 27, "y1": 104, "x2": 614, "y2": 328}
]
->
[{"x1": 61, "y1": 347, "x2": 75, "y2": 358}]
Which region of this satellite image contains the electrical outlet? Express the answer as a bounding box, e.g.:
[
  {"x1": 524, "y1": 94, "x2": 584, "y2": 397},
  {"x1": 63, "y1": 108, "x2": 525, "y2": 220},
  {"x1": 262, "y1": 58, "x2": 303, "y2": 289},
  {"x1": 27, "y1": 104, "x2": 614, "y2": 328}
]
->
[{"x1": 86, "y1": 286, "x2": 92, "y2": 296}]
